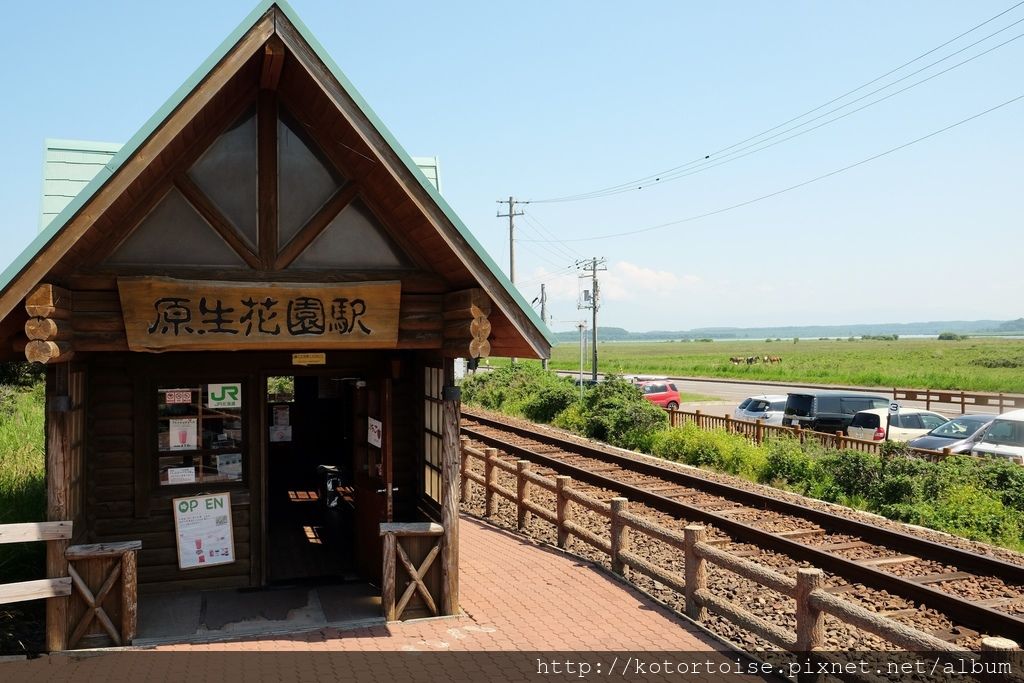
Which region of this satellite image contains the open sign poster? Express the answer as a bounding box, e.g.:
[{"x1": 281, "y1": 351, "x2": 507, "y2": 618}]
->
[{"x1": 173, "y1": 493, "x2": 235, "y2": 570}]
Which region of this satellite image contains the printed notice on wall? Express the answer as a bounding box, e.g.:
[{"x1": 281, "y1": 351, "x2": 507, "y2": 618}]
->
[
  {"x1": 270, "y1": 425, "x2": 292, "y2": 442},
  {"x1": 168, "y1": 418, "x2": 197, "y2": 451},
  {"x1": 173, "y1": 493, "x2": 235, "y2": 570},
  {"x1": 167, "y1": 467, "x2": 196, "y2": 485},
  {"x1": 164, "y1": 389, "x2": 192, "y2": 405},
  {"x1": 368, "y1": 417, "x2": 382, "y2": 448}
]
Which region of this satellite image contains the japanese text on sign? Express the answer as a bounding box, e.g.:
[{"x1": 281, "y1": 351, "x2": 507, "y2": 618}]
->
[{"x1": 118, "y1": 278, "x2": 401, "y2": 351}]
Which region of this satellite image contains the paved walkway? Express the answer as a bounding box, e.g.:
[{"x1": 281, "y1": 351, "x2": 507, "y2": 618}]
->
[
  {"x1": 155, "y1": 515, "x2": 723, "y2": 652},
  {"x1": 4, "y1": 518, "x2": 770, "y2": 682}
]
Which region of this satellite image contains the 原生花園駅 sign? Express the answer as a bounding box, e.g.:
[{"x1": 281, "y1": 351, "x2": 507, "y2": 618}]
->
[{"x1": 117, "y1": 277, "x2": 400, "y2": 352}]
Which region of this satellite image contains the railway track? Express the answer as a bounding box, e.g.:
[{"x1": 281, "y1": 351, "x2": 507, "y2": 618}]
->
[{"x1": 461, "y1": 409, "x2": 1024, "y2": 646}]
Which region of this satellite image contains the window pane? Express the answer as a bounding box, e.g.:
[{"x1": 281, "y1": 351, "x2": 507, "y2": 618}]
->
[
  {"x1": 292, "y1": 201, "x2": 407, "y2": 270},
  {"x1": 278, "y1": 112, "x2": 344, "y2": 249},
  {"x1": 188, "y1": 109, "x2": 258, "y2": 249},
  {"x1": 107, "y1": 188, "x2": 246, "y2": 268},
  {"x1": 157, "y1": 382, "x2": 244, "y2": 486}
]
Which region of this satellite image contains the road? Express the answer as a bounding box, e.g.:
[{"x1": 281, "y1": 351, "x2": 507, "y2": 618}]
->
[{"x1": 551, "y1": 371, "x2": 1003, "y2": 417}]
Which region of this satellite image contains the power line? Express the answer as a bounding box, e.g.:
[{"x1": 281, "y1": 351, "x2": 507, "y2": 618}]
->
[
  {"x1": 518, "y1": 91, "x2": 1024, "y2": 243},
  {"x1": 529, "y1": 1, "x2": 1024, "y2": 204}
]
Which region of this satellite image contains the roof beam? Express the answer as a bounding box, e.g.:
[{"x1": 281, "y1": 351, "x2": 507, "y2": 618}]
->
[
  {"x1": 273, "y1": 182, "x2": 359, "y2": 270},
  {"x1": 260, "y1": 41, "x2": 285, "y2": 90}
]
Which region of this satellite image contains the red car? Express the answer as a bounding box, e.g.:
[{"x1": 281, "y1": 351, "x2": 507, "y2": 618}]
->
[{"x1": 637, "y1": 380, "x2": 681, "y2": 411}]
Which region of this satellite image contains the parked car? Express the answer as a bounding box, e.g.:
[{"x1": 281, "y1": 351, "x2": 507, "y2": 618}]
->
[
  {"x1": 907, "y1": 414, "x2": 995, "y2": 454},
  {"x1": 782, "y1": 391, "x2": 890, "y2": 433},
  {"x1": 733, "y1": 394, "x2": 788, "y2": 425},
  {"x1": 971, "y1": 409, "x2": 1024, "y2": 464},
  {"x1": 847, "y1": 408, "x2": 949, "y2": 442},
  {"x1": 638, "y1": 380, "x2": 681, "y2": 411}
]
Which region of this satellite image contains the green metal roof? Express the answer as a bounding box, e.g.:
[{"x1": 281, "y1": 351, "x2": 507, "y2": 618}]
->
[
  {"x1": 0, "y1": 0, "x2": 553, "y2": 350},
  {"x1": 40, "y1": 139, "x2": 122, "y2": 231}
]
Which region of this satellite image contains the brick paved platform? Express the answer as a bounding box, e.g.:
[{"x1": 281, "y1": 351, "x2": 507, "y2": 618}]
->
[{"x1": 151, "y1": 515, "x2": 725, "y2": 652}]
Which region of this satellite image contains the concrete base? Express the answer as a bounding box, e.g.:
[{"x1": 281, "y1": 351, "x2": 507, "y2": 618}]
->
[{"x1": 134, "y1": 582, "x2": 382, "y2": 646}]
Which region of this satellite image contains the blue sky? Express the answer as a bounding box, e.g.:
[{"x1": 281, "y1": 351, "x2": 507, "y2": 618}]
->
[{"x1": 1, "y1": 1, "x2": 1021, "y2": 332}]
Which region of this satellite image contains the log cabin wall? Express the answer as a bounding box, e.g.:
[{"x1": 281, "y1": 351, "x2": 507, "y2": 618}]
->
[{"x1": 82, "y1": 350, "x2": 422, "y2": 592}]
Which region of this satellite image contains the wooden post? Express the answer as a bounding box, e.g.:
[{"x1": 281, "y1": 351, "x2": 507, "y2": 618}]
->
[
  {"x1": 555, "y1": 475, "x2": 571, "y2": 549},
  {"x1": 381, "y1": 531, "x2": 397, "y2": 621},
  {"x1": 795, "y1": 568, "x2": 825, "y2": 658},
  {"x1": 999, "y1": 393, "x2": 1006, "y2": 414},
  {"x1": 516, "y1": 460, "x2": 531, "y2": 530},
  {"x1": 484, "y1": 447, "x2": 498, "y2": 517},
  {"x1": 45, "y1": 364, "x2": 70, "y2": 652},
  {"x1": 960, "y1": 391, "x2": 966, "y2": 415},
  {"x1": 459, "y1": 436, "x2": 470, "y2": 504},
  {"x1": 941, "y1": 447, "x2": 951, "y2": 461},
  {"x1": 926, "y1": 390, "x2": 931, "y2": 411},
  {"x1": 610, "y1": 498, "x2": 629, "y2": 578},
  {"x1": 724, "y1": 414, "x2": 732, "y2": 433},
  {"x1": 794, "y1": 423, "x2": 803, "y2": 443},
  {"x1": 694, "y1": 410, "x2": 701, "y2": 429},
  {"x1": 684, "y1": 525, "x2": 707, "y2": 621},
  {"x1": 980, "y1": 637, "x2": 1018, "y2": 683},
  {"x1": 440, "y1": 377, "x2": 461, "y2": 615},
  {"x1": 755, "y1": 419, "x2": 763, "y2": 445},
  {"x1": 120, "y1": 548, "x2": 138, "y2": 644},
  {"x1": 835, "y1": 431, "x2": 844, "y2": 450}
]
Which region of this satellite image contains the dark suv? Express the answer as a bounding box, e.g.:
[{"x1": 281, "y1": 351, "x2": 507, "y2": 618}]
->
[{"x1": 782, "y1": 391, "x2": 890, "y2": 434}]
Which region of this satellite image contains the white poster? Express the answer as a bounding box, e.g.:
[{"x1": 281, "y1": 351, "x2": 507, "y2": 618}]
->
[
  {"x1": 168, "y1": 418, "x2": 198, "y2": 451},
  {"x1": 208, "y1": 383, "x2": 242, "y2": 409},
  {"x1": 273, "y1": 405, "x2": 290, "y2": 427},
  {"x1": 173, "y1": 493, "x2": 235, "y2": 570},
  {"x1": 167, "y1": 467, "x2": 196, "y2": 485},
  {"x1": 270, "y1": 425, "x2": 292, "y2": 442},
  {"x1": 368, "y1": 417, "x2": 382, "y2": 448}
]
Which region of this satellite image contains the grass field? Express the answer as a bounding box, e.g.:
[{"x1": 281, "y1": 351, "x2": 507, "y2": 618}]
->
[
  {"x1": 0, "y1": 383, "x2": 46, "y2": 577},
  {"x1": 531, "y1": 337, "x2": 1024, "y2": 394}
]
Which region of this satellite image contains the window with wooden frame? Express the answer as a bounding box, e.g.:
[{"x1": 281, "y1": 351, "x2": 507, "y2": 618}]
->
[
  {"x1": 422, "y1": 366, "x2": 443, "y2": 503},
  {"x1": 156, "y1": 382, "x2": 245, "y2": 486}
]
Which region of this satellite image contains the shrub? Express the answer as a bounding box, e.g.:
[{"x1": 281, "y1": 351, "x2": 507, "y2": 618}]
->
[
  {"x1": 522, "y1": 380, "x2": 577, "y2": 423},
  {"x1": 580, "y1": 375, "x2": 667, "y2": 448},
  {"x1": 937, "y1": 332, "x2": 967, "y2": 341},
  {"x1": 761, "y1": 436, "x2": 813, "y2": 485},
  {"x1": 819, "y1": 450, "x2": 881, "y2": 500}
]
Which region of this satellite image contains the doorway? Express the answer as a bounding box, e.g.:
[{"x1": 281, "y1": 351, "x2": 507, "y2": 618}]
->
[{"x1": 264, "y1": 373, "x2": 357, "y2": 583}]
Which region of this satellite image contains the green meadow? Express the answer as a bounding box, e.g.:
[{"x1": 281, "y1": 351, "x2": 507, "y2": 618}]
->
[{"x1": 534, "y1": 337, "x2": 1024, "y2": 394}]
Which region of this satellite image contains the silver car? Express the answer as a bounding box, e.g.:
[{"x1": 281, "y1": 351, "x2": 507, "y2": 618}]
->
[
  {"x1": 907, "y1": 414, "x2": 994, "y2": 454},
  {"x1": 733, "y1": 394, "x2": 788, "y2": 425}
]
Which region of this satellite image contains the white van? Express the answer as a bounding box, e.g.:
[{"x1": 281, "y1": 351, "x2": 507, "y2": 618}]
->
[{"x1": 971, "y1": 409, "x2": 1024, "y2": 464}]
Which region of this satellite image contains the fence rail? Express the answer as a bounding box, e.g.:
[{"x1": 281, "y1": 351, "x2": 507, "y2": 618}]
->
[
  {"x1": 669, "y1": 410, "x2": 951, "y2": 461},
  {"x1": 459, "y1": 439, "x2": 1018, "y2": 667}
]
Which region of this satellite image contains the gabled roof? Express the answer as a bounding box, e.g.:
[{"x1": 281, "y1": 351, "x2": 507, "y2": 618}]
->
[
  {"x1": 0, "y1": 0, "x2": 553, "y2": 356},
  {"x1": 39, "y1": 139, "x2": 442, "y2": 232}
]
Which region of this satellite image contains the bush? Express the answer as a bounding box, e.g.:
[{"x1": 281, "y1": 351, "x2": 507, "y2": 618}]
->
[
  {"x1": 761, "y1": 436, "x2": 813, "y2": 485},
  {"x1": 580, "y1": 375, "x2": 667, "y2": 449},
  {"x1": 522, "y1": 381, "x2": 577, "y2": 423},
  {"x1": 938, "y1": 332, "x2": 967, "y2": 341}
]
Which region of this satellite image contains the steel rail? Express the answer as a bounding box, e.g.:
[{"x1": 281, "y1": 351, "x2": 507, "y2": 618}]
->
[{"x1": 461, "y1": 411, "x2": 1024, "y2": 642}]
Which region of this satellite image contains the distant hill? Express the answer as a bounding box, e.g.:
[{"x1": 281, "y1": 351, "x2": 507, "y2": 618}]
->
[{"x1": 550, "y1": 320, "x2": 1020, "y2": 343}]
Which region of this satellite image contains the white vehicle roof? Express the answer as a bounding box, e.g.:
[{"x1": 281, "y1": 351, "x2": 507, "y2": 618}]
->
[
  {"x1": 989, "y1": 408, "x2": 1024, "y2": 422},
  {"x1": 854, "y1": 407, "x2": 946, "y2": 418},
  {"x1": 744, "y1": 394, "x2": 788, "y2": 402}
]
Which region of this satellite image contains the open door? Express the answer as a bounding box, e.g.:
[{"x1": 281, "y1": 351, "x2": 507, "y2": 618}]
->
[{"x1": 352, "y1": 378, "x2": 392, "y2": 583}]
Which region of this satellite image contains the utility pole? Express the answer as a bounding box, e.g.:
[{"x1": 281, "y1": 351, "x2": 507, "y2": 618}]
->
[
  {"x1": 577, "y1": 258, "x2": 606, "y2": 382},
  {"x1": 539, "y1": 284, "x2": 549, "y2": 370},
  {"x1": 497, "y1": 196, "x2": 526, "y2": 364},
  {"x1": 496, "y1": 196, "x2": 526, "y2": 286}
]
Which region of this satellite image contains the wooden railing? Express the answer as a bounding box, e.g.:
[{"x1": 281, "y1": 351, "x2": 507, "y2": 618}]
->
[
  {"x1": 0, "y1": 522, "x2": 73, "y2": 607},
  {"x1": 0, "y1": 522, "x2": 140, "y2": 650},
  {"x1": 893, "y1": 387, "x2": 1024, "y2": 415},
  {"x1": 670, "y1": 410, "x2": 951, "y2": 461},
  {"x1": 379, "y1": 522, "x2": 444, "y2": 622},
  {"x1": 459, "y1": 441, "x2": 1019, "y2": 665}
]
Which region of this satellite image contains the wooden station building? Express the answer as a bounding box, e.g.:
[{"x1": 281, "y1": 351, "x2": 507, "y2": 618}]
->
[{"x1": 0, "y1": 1, "x2": 551, "y2": 648}]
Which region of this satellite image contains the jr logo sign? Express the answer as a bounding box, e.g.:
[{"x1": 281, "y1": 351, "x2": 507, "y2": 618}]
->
[{"x1": 208, "y1": 383, "x2": 242, "y2": 409}]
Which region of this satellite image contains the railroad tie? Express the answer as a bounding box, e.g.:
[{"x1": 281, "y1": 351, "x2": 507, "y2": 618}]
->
[
  {"x1": 911, "y1": 571, "x2": 975, "y2": 585},
  {"x1": 856, "y1": 554, "x2": 919, "y2": 567}
]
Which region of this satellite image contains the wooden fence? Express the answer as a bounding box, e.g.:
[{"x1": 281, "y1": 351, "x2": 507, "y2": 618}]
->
[
  {"x1": 892, "y1": 387, "x2": 1024, "y2": 415},
  {"x1": 379, "y1": 522, "x2": 444, "y2": 622},
  {"x1": 459, "y1": 440, "x2": 1019, "y2": 669},
  {"x1": 669, "y1": 410, "x2": 951, "y2": 461},
  {"x1": 0, "y1": 522, "x2": 140, "y2": 650}
]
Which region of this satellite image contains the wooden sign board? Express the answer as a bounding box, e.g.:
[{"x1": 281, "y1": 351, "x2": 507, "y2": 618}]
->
[
  {"x1": 118, "y1": 277, "x2": 401, "y2": 352},
  {"x1": 173, "y1": 492, "x2": 235, "y2": 570}
]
